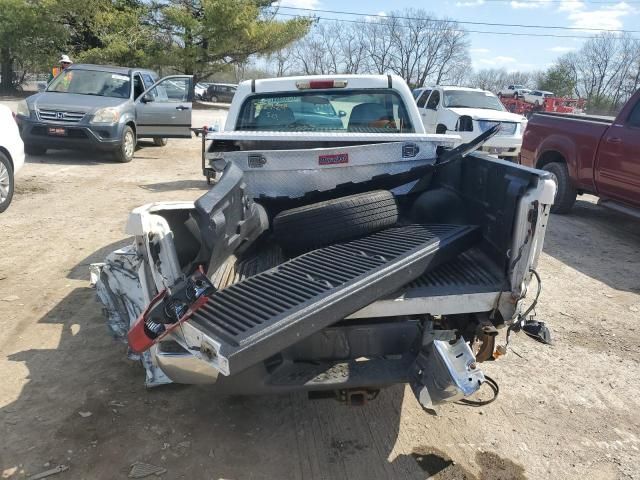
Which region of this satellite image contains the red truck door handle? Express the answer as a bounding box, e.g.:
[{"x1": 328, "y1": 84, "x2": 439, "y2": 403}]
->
[{"x1": 606, "y1": 136, "x2": 622, "y2": 144}]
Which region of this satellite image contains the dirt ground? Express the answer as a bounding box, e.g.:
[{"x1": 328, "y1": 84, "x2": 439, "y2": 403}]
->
[{"x1": 1, "y1": 105, "x2": 639, "y2": 480}]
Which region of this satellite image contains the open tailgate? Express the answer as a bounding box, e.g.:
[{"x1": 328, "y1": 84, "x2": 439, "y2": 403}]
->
[{"x1": 178, "y1": 223, "x2": 480, "y2": 375}]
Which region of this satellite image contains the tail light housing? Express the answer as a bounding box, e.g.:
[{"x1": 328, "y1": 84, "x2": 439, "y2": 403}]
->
[{"x1": 127, "y1": 271, "x2": 215, "y2": 353}]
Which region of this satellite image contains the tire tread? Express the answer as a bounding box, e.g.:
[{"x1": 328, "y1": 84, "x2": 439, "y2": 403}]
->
[
  {"x1": 273, "y1": 191, "x2": 398, "y2": 251},
  {"x1": 543, "y1": 161, "x2": 576, "y2": 214}
]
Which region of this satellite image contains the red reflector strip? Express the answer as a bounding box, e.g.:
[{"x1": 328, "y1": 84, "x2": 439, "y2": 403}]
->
[{"x1": 296, "y1": 79, "x2": 348, "y2": 89}]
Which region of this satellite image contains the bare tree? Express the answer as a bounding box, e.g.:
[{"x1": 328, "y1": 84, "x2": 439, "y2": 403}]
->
[
  {"x1": 340, "y1": 24, "x2": 368, "y2": 74},
  {"x1": 558, "y1": 33, "x2": 640, "y2": 113},
  {"x1": 363, "y1": 11, "x2": 470, "y2": 87},
  {"x1": 386, "y1": 11, "x2": 428, "y2": 84},
  {"x1": 469, "y1": 69, "x2": 527, "y2": 92},
  {"x1": 505, "y1": 71, "x2": 535, "y2": 88},
  {"x1": 470, "y1": 68, "x2": 505, "y2": 92},
  {"x1": 441, "y1": 59, "x2": 470, "y2": 86},
  {"x1": 290, "y1": 22, "x2": 340, "y2": 75},
  {"x1": 609, "y1": 35, "x2": 640, "y2": 105},
  {"x1": 624, "y1": 43, "x2": 640, "y2": 99},
  {"x1": 269, "y1": 9, "x2": 471, "y2": 87},
  {"x1": 432, "y1": 25, "x2": 470, "y2": 85},
  {"x1": 247, "y1": 11, "x2": 640, "y2": 115},
  {"x1": 363, "y1": 19, "x2": 396, "y2": 74},
  {"x1": 268, "y1": 46, "x2": 295, "y2": 77}
]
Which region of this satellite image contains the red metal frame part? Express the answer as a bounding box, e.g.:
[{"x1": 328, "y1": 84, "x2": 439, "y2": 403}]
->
[
  {"x1": 500, "y1": 96, "x2": 585, "y2": 116},
  {"x1": 127, "y1": 291, "x2": 210, "y2": 354}
]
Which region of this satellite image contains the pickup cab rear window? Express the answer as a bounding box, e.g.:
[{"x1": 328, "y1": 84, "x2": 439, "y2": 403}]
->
[{"x1": 236, "y1": 89, "x2": 415, "y2": 133}]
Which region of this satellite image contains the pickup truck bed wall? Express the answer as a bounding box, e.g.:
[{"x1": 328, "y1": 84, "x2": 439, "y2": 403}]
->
[
  {"x1": 424, "y1": 153, "x2": 536, "y2": 266},
  {"x1": 137, "y1": 152, "x2": 551, "y2": 392}
]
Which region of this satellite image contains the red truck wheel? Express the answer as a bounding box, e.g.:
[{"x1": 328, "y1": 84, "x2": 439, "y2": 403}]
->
[{"x1": 543, "y1": 162, "x2": 577, "y2": 213}]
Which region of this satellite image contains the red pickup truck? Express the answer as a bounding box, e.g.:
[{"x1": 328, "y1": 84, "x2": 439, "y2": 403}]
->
[{"x1": 520, "y1": 89, "x2": 640, "y2": 215}]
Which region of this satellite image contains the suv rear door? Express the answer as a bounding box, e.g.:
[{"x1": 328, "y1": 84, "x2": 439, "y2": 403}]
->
[{"x1": 135, "y1": 75, "x2": 193, "y2": 138}]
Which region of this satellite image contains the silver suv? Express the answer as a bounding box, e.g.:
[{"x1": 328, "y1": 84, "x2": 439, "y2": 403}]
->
[{"x1": 15, "y1": 64, "x2": 193, "y2": 162}]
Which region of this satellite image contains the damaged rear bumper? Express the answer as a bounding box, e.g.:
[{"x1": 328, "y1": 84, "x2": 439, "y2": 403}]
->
[
  {"x1": 93, "y1": 254, "x2": 487, "y2": 406},
  {"x1": 92, "y1": 266, "x2": 488, "y2": 405}
]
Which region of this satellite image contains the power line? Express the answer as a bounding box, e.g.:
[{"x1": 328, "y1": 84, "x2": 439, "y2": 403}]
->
[
  {"x1": 474, "y1": 0, "x2": 640, "y2": 4},
  {"x1": 273, "y1": 12, "x2": 634, "y2": 40},
  {"x1": 276, "y1": 5, "x2": 640, "y2": 34},
  {"x1": 480, "y1": 0, "x2": 640, "y2": 3}
]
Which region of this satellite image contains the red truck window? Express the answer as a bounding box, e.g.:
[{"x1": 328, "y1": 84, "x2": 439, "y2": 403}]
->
[{"x1": 628, "y1": 100, "x2": 640, "y2": 128}]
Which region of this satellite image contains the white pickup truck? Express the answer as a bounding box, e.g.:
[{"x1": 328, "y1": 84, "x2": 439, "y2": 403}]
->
[
  {"x1": 497, "y1": 84, "x2": 530, "y2": 99},
  {"x1": 93, "y1": 74, "x2": 555, "y2": 408},
  {"x1": 413, "y1": 85, "x2": 527, "y2": 160}
]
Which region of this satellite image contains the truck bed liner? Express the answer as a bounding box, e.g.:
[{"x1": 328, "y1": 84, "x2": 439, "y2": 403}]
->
[
  {"x1": 191, "y1": 224, "x2": 480, "y2": 375},
  {"x1": 213, "y1": 246, "x2": 505, "y2": 319},
  {"x1": 348, "y1": 248, "x2": 505, "y2": 318}
]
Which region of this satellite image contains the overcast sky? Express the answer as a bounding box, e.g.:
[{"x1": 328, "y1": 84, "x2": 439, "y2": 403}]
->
[{"x1": 278, "y1": 0, "x2": 639, "y2": 72}]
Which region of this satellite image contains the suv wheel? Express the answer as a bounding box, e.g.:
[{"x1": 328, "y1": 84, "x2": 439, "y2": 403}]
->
[
  {"x1": 114, "y1": 126, "x2": 136, "y2": 163},
  {"x1": 153, "y1": 137, "x2": 168, "y2": 147},
  {"x1": 0, "y1": 152, "x2": 15, "y2": 213},
  {"x1": 24, "y1": 144, "x2": 46, "y2": 156},
  {"x1": 209, "y1": 95, "x2": 218, "y2": 103},
  {"x1": 542, "y1": 162, "x2": 577, "y2": 214}
]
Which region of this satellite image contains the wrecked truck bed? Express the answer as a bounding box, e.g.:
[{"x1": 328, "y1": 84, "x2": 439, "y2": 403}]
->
[{"x1": 94, "y1": 150, "x2": 555, "y2": 407}]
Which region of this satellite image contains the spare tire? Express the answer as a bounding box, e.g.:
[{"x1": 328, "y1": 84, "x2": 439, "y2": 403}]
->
[{"x1": 273, "y1": 190, "x2": 398, "y2": 252}]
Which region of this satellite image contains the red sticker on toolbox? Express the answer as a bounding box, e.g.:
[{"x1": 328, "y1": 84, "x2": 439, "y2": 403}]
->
[{"x1": 318, "y1": 153, "x2": 349, "y2": 165}]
